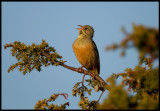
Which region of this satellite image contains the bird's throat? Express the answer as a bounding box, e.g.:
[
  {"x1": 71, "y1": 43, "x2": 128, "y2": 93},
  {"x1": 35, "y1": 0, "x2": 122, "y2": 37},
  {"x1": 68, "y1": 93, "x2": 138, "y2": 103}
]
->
[{"x1": 77, "y1": 34, "x2": 85, "y2": 39}]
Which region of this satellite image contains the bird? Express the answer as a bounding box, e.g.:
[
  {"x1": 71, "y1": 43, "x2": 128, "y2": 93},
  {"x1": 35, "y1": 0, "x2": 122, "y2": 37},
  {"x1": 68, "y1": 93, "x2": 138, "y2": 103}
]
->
[{"x1": 72, "y1": 25, "x2": 103, "y2": 92}]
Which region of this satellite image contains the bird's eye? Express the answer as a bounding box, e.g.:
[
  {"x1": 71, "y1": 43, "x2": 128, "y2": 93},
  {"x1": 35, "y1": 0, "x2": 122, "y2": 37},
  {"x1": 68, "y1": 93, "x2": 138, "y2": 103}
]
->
[{"x1": 85, "y1": 28, "x2": 88, "y2": 30}]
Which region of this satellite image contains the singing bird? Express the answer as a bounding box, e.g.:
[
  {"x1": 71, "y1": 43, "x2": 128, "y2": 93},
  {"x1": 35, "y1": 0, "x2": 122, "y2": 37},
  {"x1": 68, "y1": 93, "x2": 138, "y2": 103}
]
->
[{"x1": 72, "y1": 25, "x2": 103, "y2": 92}]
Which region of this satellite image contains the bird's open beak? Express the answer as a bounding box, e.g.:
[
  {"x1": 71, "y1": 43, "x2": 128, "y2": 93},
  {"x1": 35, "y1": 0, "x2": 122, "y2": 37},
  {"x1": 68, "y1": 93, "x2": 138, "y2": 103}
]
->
[{"x1": 77, "y1": 25, "x2": 83, "y2": 30}]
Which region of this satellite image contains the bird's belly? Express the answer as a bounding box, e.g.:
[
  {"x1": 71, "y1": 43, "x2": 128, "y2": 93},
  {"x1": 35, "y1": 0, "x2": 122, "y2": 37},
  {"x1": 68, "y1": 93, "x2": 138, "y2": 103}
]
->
[{"x1": 73, "y1": 41, "x2": 95, "y2": 70}]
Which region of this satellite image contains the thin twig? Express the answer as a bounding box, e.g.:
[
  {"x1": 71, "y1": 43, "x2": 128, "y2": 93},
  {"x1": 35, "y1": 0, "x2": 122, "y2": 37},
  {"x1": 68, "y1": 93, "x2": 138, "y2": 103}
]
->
[
  {"x1": 81, "y1": 73, "x2": 86, "y2": 96},
  {"x1": 97, "y1": 89, "x2": 105, "y2": 103}
]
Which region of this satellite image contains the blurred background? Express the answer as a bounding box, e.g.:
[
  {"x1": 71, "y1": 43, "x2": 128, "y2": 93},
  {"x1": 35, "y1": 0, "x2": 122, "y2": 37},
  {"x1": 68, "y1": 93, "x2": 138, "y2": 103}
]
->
[{"x1": 2, "y1": 2, "x2": 158, "y2": 109}]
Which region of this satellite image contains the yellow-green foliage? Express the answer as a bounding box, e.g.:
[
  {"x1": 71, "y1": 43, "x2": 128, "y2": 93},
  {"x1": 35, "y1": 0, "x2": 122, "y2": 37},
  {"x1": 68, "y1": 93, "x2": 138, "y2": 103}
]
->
[
  {"x1": 78, "y1": 97, "x2": 97, "y2": 110},
  {"x1": 72, "y1": 79, "x2": 98, "y2": 110},
  {"x1": 5, "y1": 24, "x2": 159, "y2": 110},
  {"x1": 99, "y1": 24, "x2": 159, "y2": 109},
  {"x1": 34, "y1": 93, "x2": 69, "y2": 110},
  {"x1": 4, "y1": 40, "x2": 62, "y2": 75},
  {"x1": 98, "y1": 65, "x2": 159, "y2": 109},
  {"x1": 107, "y1": 24, "x2": 159, "y2": 64},
  {"x1": 98, "y1": 81, "x2": 129, "y2": 109}
]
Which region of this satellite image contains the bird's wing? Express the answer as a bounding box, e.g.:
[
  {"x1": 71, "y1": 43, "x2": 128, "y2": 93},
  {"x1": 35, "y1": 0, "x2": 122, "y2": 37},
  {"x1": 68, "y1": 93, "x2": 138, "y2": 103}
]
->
[{"x1": 90, "y1": 40, "x2": 100, "y2": 74}]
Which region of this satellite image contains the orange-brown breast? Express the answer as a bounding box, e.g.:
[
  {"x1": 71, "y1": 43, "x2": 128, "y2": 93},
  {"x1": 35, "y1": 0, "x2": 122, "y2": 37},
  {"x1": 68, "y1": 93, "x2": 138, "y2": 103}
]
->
[{"x1": 72, "y1": 38, "x2": 100, "y2": 75}]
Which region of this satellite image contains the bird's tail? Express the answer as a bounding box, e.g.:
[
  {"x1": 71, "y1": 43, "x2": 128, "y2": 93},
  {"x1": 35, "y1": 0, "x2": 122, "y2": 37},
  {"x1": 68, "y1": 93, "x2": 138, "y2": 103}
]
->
[{"x1": 91, "y1": 69, "x2": 104, "y2": 92}]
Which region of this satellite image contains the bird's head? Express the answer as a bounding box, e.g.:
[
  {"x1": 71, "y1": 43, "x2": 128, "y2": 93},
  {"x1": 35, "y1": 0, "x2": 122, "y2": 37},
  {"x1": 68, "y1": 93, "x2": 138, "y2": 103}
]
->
[{"x1": 77, "y1": 25, "x2": 94, "y2": 39}]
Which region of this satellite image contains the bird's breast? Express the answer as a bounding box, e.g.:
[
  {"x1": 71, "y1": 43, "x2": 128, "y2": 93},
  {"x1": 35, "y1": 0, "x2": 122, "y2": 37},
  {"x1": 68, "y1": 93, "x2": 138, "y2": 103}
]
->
[{"x1": 72, "y1": 38, "x2": 97, "y2": 71}]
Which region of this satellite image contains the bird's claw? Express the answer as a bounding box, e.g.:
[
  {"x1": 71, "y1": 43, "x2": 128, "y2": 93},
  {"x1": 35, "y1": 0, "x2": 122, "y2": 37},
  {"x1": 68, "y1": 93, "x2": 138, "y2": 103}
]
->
[
  {"x1": 92, "y1": 72, "x2": 96, "y2": 79},
  {"x1": 78, "y1": 66, "x2": 84, "y2": 73}
]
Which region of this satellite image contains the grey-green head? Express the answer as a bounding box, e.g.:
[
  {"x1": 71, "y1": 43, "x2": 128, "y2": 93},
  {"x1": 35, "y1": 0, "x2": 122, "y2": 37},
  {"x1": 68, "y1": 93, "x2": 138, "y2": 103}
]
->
[{"x1": 77, "y1": 25, "x2": 94, "y2": 39}]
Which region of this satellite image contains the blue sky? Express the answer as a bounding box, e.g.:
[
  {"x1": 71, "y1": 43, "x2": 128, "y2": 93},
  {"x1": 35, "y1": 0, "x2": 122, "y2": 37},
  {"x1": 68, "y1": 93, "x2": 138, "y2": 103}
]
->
[{"x1": 2, "y1": 2, "x2": 159, "y2": 109}]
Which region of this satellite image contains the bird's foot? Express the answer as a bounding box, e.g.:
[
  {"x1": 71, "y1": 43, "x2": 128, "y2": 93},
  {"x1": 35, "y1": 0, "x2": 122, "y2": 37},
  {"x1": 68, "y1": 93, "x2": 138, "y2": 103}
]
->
[
  {"x1": 78, "y1": 66, "x2": 84, "y2": 73},
  {"x1": 92, "y1": 72, "x2": 96, "y2": 79}
]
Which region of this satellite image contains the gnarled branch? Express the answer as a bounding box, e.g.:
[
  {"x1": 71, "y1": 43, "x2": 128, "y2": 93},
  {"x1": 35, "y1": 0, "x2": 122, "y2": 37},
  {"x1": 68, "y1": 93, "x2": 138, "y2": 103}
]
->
[{"x1": 42, "y1": 52, "x2": 109, "y2": 91}]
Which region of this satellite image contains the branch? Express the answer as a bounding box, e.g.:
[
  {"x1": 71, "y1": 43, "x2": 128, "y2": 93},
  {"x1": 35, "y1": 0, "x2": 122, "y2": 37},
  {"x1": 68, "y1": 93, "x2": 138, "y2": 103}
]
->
[
  {"x1": 4, "y1": 40, "x2": 109, "y2": 91},
  {"x1": 42, "y1": 52, "x2": 109, "y2": 91},
  {"x1": 34, "y1": 93, "x2": 69, "y2": 110}
]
